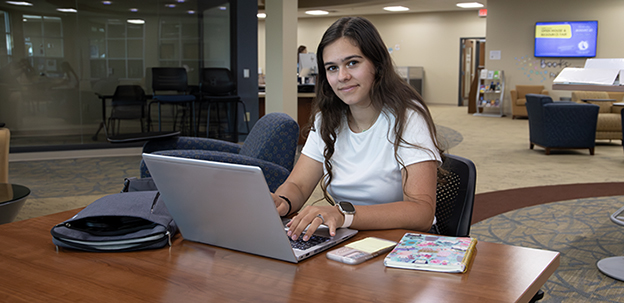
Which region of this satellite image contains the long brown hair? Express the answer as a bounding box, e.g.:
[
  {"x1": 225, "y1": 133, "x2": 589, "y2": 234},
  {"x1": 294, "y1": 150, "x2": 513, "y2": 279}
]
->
[{"x1": 311, "y1": 16, "x2": 445, "y2": 203}]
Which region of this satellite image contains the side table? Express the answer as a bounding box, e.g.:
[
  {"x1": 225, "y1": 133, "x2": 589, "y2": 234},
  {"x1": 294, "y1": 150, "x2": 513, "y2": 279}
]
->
[
  {"x1": 597, "y1": 205, "x2": 624, "y2": 281},
  {"x1": 0, "y1": 183, "x2": 30, "y2": 224}
]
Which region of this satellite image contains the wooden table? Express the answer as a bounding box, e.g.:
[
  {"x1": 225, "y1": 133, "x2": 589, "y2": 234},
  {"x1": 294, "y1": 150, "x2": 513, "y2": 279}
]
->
[{"x1": 0, "y1": 209, "x2": 559, "y2": 302}]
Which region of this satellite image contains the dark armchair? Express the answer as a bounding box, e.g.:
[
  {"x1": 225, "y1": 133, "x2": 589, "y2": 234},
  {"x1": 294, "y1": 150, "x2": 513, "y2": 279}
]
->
[
  {"x1": 140, "y1": 112, "x2": 299, "y2": 192},
  {"x1": 526, "y1": 94, "x2": 600, "y2": 155}
]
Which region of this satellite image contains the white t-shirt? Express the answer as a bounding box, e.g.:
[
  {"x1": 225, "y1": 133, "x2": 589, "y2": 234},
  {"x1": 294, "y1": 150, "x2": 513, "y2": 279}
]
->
[{"x1": 302, "y1": 108, "x2": 442, "y2": 206}]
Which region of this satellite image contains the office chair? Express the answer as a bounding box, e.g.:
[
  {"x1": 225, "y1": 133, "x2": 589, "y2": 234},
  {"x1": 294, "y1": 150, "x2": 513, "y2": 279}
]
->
[
  {"x1": 107, "y1": 85, "x2": 147, "y2": 136},
  {"x1": 93, "y1": 86, "x2": 181, "y2": 143},
  {"x1": 140, "y1": 112, "x2": 299, "y2": 192},
  {"x1": 148, "y1": 67, "x2": 196, "y2": 135},
  {"x1": 198, "y1": 67, "x2": 250, "y2": 142},
  {"x1": 434, "y1": 154, "x2": 545, "y2": 302},
  {"x1": 434, "y1": 154, "x2": 476, "y2": 237}
]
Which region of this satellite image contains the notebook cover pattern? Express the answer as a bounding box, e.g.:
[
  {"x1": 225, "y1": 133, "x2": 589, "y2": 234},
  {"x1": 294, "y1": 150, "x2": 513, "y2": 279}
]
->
[{"x1": 383, "y1": 233, "x2": 477, "y2": 273}]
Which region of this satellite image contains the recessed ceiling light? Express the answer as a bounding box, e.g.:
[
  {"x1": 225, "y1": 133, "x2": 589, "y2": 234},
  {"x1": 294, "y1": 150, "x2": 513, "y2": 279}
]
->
[
  {"x1": 257, "y1": 13, "x2": 266, "y2": 19},
  {"x1": 102, "y1": 1, "x2": 111, "y2": 5},
  {"x1": 130, "y1": 8, "x2": 138, "y2": 12},
  {"x1": 56, "y1": 8, "x2": 77, "y2": 13},
  {"x1": 187, "y1": 10, "x2": 195, "y2": 14},
  {"x1": 383, "y1": 6, "x2": 409, "y2": 12},
  {"x1": 456, "y1": 2, "x2": 484, "y2": 9},
  {"x1": 127, "y1": 19, "x2": 145, "y2": 25},
  {"x1": 305, "y1": 10, "x2": 329, "y2": 16},
  {"x1": 6, "y1": 1, "x2": 33, "y2": 6},
  {"x1": 165, "y1": 4, "x2": 176, "y2": 8}
]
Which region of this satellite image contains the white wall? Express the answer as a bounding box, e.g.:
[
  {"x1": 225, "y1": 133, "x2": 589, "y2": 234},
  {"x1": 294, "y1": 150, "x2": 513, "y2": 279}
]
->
[
  {"x1": 486, "y1": 0, "x2": 624, "y2": 111},
  {"x1": 259, "y1": 11, "x2": 486, "y2": 106}
]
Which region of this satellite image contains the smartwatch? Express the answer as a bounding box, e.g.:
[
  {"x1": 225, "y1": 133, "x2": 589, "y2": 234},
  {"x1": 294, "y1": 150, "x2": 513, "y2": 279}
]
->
[{"x1": 337, "y1": 201, "x2": 356, "y2": 228}]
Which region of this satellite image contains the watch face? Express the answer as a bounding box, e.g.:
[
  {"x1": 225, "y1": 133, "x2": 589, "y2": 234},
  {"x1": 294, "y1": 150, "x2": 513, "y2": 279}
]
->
[{"x1": 338, "y1": 201, "x2": 356, "y2": 213}]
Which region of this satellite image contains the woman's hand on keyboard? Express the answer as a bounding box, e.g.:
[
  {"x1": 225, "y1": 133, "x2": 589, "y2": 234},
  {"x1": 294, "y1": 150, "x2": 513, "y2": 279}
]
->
[{"x1": 286, "y1": 205, "x2": 344, "y2": 241}]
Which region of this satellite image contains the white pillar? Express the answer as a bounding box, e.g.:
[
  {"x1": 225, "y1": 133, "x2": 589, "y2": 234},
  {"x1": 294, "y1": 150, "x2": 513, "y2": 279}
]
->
[{"x1": 264, "y1": 0, "x2": 298, "y2": 121}]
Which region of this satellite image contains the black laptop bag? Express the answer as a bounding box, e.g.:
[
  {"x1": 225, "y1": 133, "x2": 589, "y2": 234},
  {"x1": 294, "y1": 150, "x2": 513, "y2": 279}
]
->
[{"x1": 50, "y1": 190, "x2": 177, "y2": 252}]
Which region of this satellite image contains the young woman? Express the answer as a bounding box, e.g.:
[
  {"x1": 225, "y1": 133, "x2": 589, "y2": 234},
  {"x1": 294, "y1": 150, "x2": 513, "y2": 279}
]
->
[{"x1": 272, "y1": 17, "x2": 444, "y2": 241}]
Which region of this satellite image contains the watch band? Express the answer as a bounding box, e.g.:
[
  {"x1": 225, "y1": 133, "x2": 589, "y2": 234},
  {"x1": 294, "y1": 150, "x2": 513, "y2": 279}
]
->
[
  {"x1": 279, "y1": 195, "x2": 292, "y2": 216},
  {"x1": 341, "y1": 213, "x2": 354, "y2": 228}
]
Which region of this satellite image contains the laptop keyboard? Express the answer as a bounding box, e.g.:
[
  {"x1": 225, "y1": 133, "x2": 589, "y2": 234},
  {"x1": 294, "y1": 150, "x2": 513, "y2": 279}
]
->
[{"x1": 290, "y1": 234, "x2": 330, "y2": 250}]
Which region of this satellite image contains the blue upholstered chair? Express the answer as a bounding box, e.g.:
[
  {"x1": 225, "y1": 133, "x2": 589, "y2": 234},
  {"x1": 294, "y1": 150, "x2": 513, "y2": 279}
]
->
[
  {"x1": 140, "y1": 112, "x2": 299, "y2": 192},
  {"x1": 526, "y1": 94, "x2": 600, "y2": 155}
]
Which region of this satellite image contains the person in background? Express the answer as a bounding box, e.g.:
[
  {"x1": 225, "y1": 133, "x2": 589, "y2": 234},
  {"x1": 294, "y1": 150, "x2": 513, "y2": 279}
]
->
[
  {"x1": 297, "y1": 45, "x2": 308, "y2": 64},
  {"x1": 272, "y1": 17, "x2": 445, "y2": 241}
]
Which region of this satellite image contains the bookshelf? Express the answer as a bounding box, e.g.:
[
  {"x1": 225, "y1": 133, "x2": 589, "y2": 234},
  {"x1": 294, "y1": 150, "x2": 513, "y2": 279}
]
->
[{"x1": 474, "y1": 70, "x2": 505, "y2": 117}]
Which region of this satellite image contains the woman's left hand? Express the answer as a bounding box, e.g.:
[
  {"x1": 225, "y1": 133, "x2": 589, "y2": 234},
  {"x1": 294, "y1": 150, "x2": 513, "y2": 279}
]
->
[{"x1": 286, "y1": 205, "x2": 344, "y2": 241}]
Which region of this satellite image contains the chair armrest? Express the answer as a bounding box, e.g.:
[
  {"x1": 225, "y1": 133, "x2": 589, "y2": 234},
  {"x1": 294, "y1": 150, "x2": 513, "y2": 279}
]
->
[
  {"x1": 510, "y1": 90, "x2": 517, "y2": 101},
  {"x1": 142, "y1": 136, "x2": 242, "y2": 154},
  {"x1": 611, "y1": 104, "x2": 624, "y2": 114}
]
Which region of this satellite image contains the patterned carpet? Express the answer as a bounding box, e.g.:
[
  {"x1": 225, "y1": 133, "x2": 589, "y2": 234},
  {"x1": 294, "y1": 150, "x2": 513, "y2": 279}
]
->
[
  {"x1": 9, "y1": 156, "x2": 142, "y2": 221},
  {"x1": 471, "y1": 196, "x2": 624, "y2": 303}
]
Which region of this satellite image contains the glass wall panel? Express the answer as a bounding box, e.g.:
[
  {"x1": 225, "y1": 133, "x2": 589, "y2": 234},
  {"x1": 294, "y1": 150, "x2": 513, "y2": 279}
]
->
[
  {"x1": 203, "y1": 4, "x2": 230, "y2": 69},
  {"x1": 0, "y1": 0, "x2": 235, "y2": 150}
]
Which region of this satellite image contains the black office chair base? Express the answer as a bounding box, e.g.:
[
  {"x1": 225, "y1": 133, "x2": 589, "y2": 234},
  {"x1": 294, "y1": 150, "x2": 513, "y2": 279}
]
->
[{"x1": 529, "y1": 289, "x2": 544, "y2": 303}]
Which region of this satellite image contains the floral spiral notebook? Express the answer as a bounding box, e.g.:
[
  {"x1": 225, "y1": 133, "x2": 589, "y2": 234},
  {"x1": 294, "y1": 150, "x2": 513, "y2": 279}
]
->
[{"x1": 383, "y1": 233, "x2": 477, "y2": 273}]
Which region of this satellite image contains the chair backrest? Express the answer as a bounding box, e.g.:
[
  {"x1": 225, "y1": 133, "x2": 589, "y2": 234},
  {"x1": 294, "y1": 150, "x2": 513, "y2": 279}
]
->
[
  {"x1": 525, "y1": 94, "x2": 553, "y2": 132},
  {"x1": 240, "y1": 113, "x2": 300, "y2": 171},
  {"x1": 571, "y1": 91, "x2": 610, "y2": 103},
  {"x1": 112, "y1": 85, "x2": 146, "y2": 106},
  {"x1": 608, "y1": 92, "x2": 624, "y2": 102},
  {"x1": 515, "y1": 85, "x2": 546, "y2": 99},
  {"x1": 200, "y1": 68, "x2": 236, "y2": 95},
  {"x1": 525, "y1": 93, "x2": 553, "y2": 115},
  {"x1": 0, "y1": 127, "x2": 9, "y2": 183},
  {"x1": 435, "y1": 154, "x2": 476, "y2": 237},
  {"x1": 151, "y1": 67, "x2": 188, "y2": 93}
]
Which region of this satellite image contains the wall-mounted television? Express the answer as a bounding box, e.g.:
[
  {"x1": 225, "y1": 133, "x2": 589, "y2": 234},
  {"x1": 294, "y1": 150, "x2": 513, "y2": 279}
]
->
[{"x1": 534, "y1": 21, "x2": 598, "y2": 58}]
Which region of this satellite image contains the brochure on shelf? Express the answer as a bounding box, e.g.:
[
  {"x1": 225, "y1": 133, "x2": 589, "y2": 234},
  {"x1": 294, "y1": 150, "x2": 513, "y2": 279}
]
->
[{"x1": 479, "y1": 69, "x2": 488, "y2": 79}]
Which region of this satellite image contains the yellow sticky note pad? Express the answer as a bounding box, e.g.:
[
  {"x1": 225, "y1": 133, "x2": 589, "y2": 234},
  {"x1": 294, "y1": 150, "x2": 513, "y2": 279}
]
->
[{"x1": 345, "y1": 237, "x2": 397, "y2": 255}]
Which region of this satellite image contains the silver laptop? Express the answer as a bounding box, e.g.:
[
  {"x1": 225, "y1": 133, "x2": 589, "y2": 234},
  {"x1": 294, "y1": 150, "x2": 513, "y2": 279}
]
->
[{"x1": 142, "y1": 153, "x2": 358, "y2": 263}]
